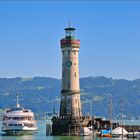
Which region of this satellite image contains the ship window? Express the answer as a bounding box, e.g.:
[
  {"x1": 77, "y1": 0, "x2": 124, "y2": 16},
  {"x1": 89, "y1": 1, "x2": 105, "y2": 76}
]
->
[
  {"x1": 13, "y1": 117, "x2": 19, "y2": 120},
  {"x1": 18, "y1": 124, "x2": 22, "y2": 126},
  {"x1": 23, "y1": 110, "x2": 28, "y2": 112},
  {"x1": 9, "y1": 124, "x2": 12, "y2": 126},
  {"x1": 20, "y1": 117, "x2": 24, "y2": 120}
]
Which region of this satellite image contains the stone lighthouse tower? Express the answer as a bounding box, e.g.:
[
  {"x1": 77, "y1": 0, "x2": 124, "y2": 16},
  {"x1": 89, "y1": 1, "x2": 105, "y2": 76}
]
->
[
  {"x1": 52, "y1": 24, "x2": 90, "y2": 135},
  {"x1": 60, "y1": 25, "x2": 81, "y2": 117}
]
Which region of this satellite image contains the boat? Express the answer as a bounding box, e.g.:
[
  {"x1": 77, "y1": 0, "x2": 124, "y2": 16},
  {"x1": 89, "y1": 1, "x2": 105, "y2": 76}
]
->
[
  {"x1": 99, "y1": 129, "x2": 112, "y2": 138},
  {"x1": 111, "y1": 99, "x2": 127, "y2": 139},
  {"x1": 80, "y1": 126, "x2": 93, "y2": 136},
  {"x1": 127, "y1": 131, "x2": 139, "y2": 138},
  {"x1": 1, "y1": 95, "x2": 37, "y2": 135},
  {"x1": 112, "y1": 126, "x2": 128, "y2": 138},
  {"x1": 136, "y1": 132, "x2": 140, "y2": 139}
]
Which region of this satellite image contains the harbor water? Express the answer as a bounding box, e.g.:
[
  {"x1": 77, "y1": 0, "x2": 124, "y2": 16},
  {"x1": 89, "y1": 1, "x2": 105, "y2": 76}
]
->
[{"x1": 0, "y1": 120, "x2": 140, "y2": 140}]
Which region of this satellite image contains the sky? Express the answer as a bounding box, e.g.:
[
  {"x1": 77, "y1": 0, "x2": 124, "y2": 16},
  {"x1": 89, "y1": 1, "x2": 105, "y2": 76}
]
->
[{"x1": 0, "y1": 1, "x2": 140, "y2": 80}]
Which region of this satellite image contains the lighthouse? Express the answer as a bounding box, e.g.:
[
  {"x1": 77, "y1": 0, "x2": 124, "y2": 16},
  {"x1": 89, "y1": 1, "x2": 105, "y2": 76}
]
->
[
  {"x1": 60, "y1": 25, "x2": 82, "y2": 117},
  {"x1": 52, "y1": 24, "x2": 90, "y2": 135}
]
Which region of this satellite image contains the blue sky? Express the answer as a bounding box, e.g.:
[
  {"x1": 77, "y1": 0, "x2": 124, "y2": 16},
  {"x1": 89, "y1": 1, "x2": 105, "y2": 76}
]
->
[{"x1": 0, "y1": 1, "x2": 140, "y2": 80}]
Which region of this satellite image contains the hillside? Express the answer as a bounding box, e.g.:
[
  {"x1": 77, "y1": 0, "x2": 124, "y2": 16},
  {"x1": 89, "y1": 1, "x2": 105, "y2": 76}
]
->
[{"x1": 0, "y1": 76, "x2": 140, "y2": 119}]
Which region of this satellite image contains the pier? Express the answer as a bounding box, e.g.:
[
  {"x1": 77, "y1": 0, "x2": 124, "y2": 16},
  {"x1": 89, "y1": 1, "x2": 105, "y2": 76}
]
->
[
  {"x1": 52, "y1": 116, "x2": 91, "y2": 135},
  {"x1": 48, "y1": 116, "x2": 140, "y2": 136}
]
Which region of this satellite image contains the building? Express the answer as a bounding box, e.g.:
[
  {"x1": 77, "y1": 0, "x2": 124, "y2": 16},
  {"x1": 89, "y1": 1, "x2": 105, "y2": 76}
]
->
[
  {"x1": 60, "y1": 25, "x2": 81, "y2": 117},
  {"x1": 52, "y1": 25, "x2": 90, "y2": 135}
]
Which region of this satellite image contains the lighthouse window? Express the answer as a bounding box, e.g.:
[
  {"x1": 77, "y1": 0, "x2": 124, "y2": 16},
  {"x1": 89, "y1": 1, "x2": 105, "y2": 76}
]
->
[
  {"x1": 68, "y1": 50, "x2": 70, "y2": 55},
  {"x1": 74, "y1": 72, "x2": 76, "y2": 77},
  {"x1": 74, "y1": 63, "x2": 76, "y2": 65}
]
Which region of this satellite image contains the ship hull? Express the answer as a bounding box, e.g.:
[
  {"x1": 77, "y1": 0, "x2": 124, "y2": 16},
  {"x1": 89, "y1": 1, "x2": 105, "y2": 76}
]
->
[{"x1": 2, "y1": 129, "x2": 37, "y2": 136}]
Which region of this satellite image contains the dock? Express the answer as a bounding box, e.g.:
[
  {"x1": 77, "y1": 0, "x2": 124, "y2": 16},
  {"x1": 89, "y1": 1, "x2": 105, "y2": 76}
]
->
[{"x1": 46, "y1": 116, "x2": 140, "y2": 136}]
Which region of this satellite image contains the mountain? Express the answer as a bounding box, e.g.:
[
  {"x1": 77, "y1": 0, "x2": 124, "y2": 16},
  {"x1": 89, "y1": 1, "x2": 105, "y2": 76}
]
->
[{"x1": 0, "y1": 76, "x2": 140, "y2": 119}]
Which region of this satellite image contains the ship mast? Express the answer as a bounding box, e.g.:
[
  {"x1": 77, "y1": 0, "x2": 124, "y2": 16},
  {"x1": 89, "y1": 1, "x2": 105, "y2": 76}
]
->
[
  {"x1": 121, "y1": 97, "x2": 124, "y2": 139},
  {"x1": 16, "y1": 93, "x2": 20, "y2": 108}
]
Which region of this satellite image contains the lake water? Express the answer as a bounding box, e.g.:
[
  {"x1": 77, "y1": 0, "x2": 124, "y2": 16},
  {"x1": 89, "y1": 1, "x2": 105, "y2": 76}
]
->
[{"x1": 0, "y1": 120, "x2": 139, "y2": 140}]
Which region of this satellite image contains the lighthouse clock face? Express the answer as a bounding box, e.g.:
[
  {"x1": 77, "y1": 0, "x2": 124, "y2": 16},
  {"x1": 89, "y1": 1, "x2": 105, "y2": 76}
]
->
[{"x1": 65, "y1": 60, "x2": 72, "y2": 67}]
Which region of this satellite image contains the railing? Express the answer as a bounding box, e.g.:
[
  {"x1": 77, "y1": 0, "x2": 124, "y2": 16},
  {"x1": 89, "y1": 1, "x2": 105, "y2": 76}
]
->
[
  {"x1": 61, "y1": 39, "x2": 80, "y2": 45},
  {"x1": 52, "y1": 115, "x2": 91, "y2": 120}
]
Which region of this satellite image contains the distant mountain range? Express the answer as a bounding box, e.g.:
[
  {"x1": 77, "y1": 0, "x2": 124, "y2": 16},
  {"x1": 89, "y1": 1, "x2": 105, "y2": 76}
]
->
[{"x1": 0, "y1": 76, "x2": 140, "y2": 119}]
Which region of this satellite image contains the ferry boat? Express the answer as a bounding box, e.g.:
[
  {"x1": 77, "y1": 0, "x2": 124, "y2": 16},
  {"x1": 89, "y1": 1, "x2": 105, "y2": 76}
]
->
[{"x1": 1, "y1": 95, "x2": 37, "y2": 135}]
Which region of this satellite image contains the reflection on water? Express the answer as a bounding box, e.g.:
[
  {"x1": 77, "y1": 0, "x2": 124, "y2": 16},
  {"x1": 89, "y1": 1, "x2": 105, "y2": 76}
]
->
[
  {"x1": 0, "y1": 121, "x2": 138, "y2": 140},
  {"x1": 0, "y1": 135, "x2": 135, "y2": 140},
  {"x1": 0, "y1": 135, "x2": 136, "y2": 140},
  {"x1": 0, "y1": 135, "x2": 34, "y2": 140},
  {"x1": 61, "y1": 137, "x2": 135, "y2": 140}
]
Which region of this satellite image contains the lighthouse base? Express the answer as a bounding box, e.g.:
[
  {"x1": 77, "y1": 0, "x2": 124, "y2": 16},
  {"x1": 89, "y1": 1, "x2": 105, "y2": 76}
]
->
[{"x1": 51, "y1": 116, "x2": 90, "y2": 136}]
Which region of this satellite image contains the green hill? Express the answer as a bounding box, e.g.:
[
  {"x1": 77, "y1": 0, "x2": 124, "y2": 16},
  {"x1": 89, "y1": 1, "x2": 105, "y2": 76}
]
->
[{"x1": 0, "y1": 76, "x2": 140, "y2": 119}]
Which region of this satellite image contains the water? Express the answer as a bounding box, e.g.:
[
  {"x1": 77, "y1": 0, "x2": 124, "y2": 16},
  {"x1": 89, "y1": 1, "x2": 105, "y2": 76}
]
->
[{"x1": 0, "y1": 120, "x2": 139, "y2": 140}]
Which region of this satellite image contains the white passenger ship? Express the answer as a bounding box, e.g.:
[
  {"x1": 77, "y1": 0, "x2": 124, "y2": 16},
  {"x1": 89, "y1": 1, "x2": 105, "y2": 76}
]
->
[{"x1": 1, "y1": 95, "x2": 37, "y2": 135}]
